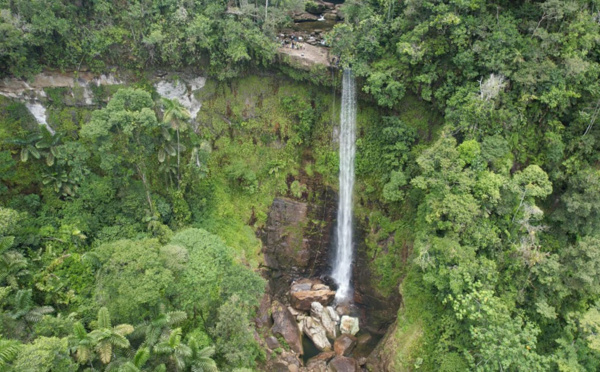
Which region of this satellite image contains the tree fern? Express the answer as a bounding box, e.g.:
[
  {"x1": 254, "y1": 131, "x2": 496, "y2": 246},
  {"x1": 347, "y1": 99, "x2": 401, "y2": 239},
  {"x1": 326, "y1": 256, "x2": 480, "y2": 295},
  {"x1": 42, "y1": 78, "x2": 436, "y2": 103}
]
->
[{"x1": 89, "y1": 307, "x2": 134, "y2": 364}]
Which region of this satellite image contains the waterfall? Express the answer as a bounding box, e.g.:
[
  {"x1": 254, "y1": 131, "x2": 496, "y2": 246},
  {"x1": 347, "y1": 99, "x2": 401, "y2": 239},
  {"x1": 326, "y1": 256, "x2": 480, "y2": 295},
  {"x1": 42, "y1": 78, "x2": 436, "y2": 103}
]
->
[{"x1": 332, "y1": 69, "x2": 356, "y2": 302}]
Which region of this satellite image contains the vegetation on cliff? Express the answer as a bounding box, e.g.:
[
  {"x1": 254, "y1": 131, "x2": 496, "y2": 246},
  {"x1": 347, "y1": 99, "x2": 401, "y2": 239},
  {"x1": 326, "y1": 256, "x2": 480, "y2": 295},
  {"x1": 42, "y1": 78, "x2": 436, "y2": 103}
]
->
[{"x1": 1, "y1": 0, "x2": 600, "y2": 370}]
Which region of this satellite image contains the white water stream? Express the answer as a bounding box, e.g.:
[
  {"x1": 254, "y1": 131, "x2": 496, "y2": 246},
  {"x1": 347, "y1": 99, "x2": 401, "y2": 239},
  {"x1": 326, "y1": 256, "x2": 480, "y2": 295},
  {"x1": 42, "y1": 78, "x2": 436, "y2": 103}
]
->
[{"x1": 332, "y1": 70, "x2": 357, "y2": 302}]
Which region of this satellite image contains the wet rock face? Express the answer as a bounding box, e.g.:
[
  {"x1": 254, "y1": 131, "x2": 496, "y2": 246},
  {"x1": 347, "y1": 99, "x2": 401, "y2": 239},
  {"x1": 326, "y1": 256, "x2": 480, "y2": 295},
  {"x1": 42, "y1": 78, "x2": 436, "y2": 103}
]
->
[
  {"x1": 271, "y1": 301, "x2": 304, "y2": 355},
  {"x1": 262, "y1": 195, "x2": 336, "y2": 298},
  {"x1": 352, "y1": 225, "x2": 403, "y2": 335}
]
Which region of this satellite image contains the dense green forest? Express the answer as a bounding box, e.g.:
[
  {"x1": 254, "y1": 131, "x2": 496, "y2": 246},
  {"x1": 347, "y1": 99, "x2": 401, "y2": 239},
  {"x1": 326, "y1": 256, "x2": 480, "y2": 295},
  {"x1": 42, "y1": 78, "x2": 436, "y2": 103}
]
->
[{"x1": 1, "y1": 0, "x2": 600, "y2": 371}]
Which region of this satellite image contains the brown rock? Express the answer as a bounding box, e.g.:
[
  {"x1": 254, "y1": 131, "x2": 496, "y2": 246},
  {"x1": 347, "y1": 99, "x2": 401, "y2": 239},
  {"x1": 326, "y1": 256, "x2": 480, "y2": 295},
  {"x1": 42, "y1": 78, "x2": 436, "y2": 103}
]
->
[
  {"x1": 305, "y1": 360, "x2": 328, "y2": 372},
  {"x1": 308, "y1": 351, "x2": 336, "y2": 364},
  {"x1": 327, "y1": 356, "x2": 358, "y2": 372},
  {"x1": 269, "y1": 351, "x2": 302, "y2": 372},
  {"x1": 291, "y1": 289, "x2": 336, "y2": 311},
  {"x1": 255, "y1": 292, "x2": 273, "y2": 329},
  {"x1": 271, "y1": 301, "x2": 304, "y2": 355},
  {"x1": 334, "y1": 334, "x2": 357, "y2": 356},
  {"x1": 357, "y1": 357, "x2": 367, "y2": 366}
]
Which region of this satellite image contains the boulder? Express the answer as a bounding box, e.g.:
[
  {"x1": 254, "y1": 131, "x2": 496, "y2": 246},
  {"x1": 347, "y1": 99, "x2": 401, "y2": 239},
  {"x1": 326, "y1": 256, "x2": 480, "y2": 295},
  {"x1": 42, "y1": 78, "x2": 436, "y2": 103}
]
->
[
  {"x1": 303, "y1": 317, "x2": 332, "y2": 351},
  {"x1": 306, "y1": 351, "x2": 335, "y2": 371},
  {"x1": 339, "y1": 316, "x2": 359, "y2": 336},
  {"x1": 311, "y1": 301, "x2": 325, "y2": 318},
  {"x1": 305, "y1": 360, "x2": 327, "y2": 372},
  {"x1": 326, "y1": 306, "x2": 340, "y2": 324},
  {"x1": 327, "y1": 356, "x2": 358, "y2": 372},
  {"x1": 357, "y1": 357, "x2": 367, "y2": 366},
  {"x1": 320, "y1": 305, "x2": 337, "y2": 339},
  {"x1": 269, "y1": 351, "x2": 302, "y2": 372},
  {"x1": 266, "y1": 336, "x2": 281, "y2": 350},
  {"x1": 308, "y1": 351, "x2": 336, "y2": 364},
  {"x1": 271, "y1": 301, "x2": 304, "y2": 354},
  {"x1": 334, "y1": 334, "x2": 357, "y2": 356},
  {"x1": 290, "y1": 280, "x2": 336, "y2": 311}
]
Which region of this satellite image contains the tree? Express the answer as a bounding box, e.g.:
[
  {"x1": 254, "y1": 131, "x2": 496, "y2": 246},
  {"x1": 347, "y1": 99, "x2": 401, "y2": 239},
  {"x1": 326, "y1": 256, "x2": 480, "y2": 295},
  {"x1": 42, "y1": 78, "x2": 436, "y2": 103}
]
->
[
  {"x1": 11, "y1": 337, "x2": 77, "y2": 372},
  {"x1": 9, "y1": 290, "x2": 54, "y2": 332},
  {"x1": 212, "y1": 295, "x2": 262, "y2": 369},
  {"x1": 93, "y1": 239, "x2": 175, "y2": 324},
  {"x1": 188, "y1": 338, "x2": 218, "y2": 372},
  {"x1": 81, "y1": 88, "x2": 160, "y2": 215},
  {"x1": 154, "y1": 328, "x2": 191, "y2": 371},
  {"x1": 161, "y1": 98, "x2": 190, "y2": 188},
  {"x1": 135, "y1": 306, "x2": 187, "y2": 347},
  {"x1": 89, "y1": 307, "x2": 134, "y2": 364},
  {"x1": 68, "y1": 322, "x2": 94, "y2": 365}
]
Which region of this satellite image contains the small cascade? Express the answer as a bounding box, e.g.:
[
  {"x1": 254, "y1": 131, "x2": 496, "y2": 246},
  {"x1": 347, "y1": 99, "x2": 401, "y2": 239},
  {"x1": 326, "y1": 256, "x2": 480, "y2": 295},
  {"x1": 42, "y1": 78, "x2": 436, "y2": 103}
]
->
[
  {"x1": 331, "y1": 69, "x2": 357, "y2": 302},
  {"x1": 24, "y1": 101, "x2": 55, "y2": 135}
]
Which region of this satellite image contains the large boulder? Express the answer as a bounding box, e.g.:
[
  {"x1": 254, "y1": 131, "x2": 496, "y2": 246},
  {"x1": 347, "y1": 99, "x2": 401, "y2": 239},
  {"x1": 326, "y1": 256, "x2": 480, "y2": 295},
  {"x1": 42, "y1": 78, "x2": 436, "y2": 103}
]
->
[
  {"x1": 291, "y1": 280, "x2": 336, "y2": 311},
  {"x1": 327, "y1": 356, "x2": 358, "y2": 372},
  {"x1": 271, "y1": 301, "x2": 304, "y2": 355},
  {"x1": 303, "y1": 316, "x2": 332, "y2": 351},
  {"x1": 339, "y1": 316, "x2": 359, "y2": 336},
  {"x1": 334, "y1": 334, "x2": 357, "y2": 356},
  {"x1": 311, "y1": 302, "x2": 338, "y2": 339}
]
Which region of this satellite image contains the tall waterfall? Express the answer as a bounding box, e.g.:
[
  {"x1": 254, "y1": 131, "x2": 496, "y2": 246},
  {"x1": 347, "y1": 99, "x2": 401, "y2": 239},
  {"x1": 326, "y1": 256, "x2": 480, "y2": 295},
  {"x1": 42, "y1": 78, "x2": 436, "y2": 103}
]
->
[{"x1": 332, "y1": 69, "x2": 356, "y2": 302}]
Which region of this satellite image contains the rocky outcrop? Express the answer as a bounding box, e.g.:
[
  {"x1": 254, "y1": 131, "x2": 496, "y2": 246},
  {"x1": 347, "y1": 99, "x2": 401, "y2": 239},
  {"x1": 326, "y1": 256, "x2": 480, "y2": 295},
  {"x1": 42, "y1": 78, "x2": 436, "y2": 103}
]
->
[
  {"x1": 327, "y1": 356, "x2": 359, "y2": 372},
  {"x1": 255, "y1": 292, "x2": 273, "y2": 329},
  {"x1": 271, "y1": 301, "x2": 304, "y2": 355},
  {"x1": 340, "y1": 316, "x2": 359, "y2": 336},
  {"x1": 302, "y1": 316, "x2": 332, "y2": 351},
  {"x1": 261, "y1": 185, "x2": 336, "y2": 297},
  {"x1": 290, "y1": 279, "x2": 336, "y2": 311}
]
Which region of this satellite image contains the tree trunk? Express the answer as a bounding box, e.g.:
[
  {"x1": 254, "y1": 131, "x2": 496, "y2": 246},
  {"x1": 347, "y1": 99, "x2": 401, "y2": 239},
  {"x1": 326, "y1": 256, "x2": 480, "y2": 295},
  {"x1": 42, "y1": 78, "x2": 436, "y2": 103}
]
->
[
  {"x1": 136, "y1": 164, "x2": 155, "y2": 215},
  {"x1": 177, "y1": 128, "x2": 181, "y2": 189}
]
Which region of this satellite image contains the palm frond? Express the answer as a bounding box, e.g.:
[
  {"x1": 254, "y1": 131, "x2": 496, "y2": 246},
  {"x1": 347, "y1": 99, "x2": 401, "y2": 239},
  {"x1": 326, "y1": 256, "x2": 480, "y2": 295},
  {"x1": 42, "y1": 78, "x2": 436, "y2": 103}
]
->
[
  {"x1": 133, "y1": 347, "x2": 150, "y2": 368},
  {"x1": 96, "y1": 340, "x2": 113, "y2": 364},
  {"x1": 166, "y1": 311, "x2": 187, "y2": 326},
  {"x1": 114, "y1": 324, "x2": 134, "y2": 336},
  {"x1": 98, "y1": 307, "x2": 112, "y2": 329},
  {"x1": 0, "y1": 339, "x2": 21, "y2": 368}
]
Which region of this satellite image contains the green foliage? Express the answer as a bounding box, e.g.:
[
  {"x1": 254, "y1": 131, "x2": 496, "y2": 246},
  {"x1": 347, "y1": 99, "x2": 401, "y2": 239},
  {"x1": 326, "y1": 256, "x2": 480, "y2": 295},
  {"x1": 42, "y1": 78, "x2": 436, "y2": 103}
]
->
[
  {"x1": 94, "y1": 239, "x2": 174, "y2": 324},
  {"x1": 212, "y1": 295, "x2": 263, "y2": 369},
  {"x1": 12, "y1": 337, "x2": 77, "y2": 372},
  {"x1": 170, "y1": 229, "x2": 265, "y2": 319}
]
